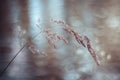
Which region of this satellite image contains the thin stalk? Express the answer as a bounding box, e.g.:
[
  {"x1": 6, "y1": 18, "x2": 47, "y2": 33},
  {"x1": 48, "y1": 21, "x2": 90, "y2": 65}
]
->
[
  {"x1": 0, "y1": 30, "x2": 42, "y2": 77},
  {"x1": 0, "y1": 45, "x2": 26, "y2": 77}
]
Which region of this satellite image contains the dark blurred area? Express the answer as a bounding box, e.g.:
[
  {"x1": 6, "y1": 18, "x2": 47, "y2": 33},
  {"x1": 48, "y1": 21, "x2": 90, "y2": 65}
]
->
[
  {"x1": 0, "y1": 0, "x2": 34, "y2": 80},
  {"x1": 0, "y1": 0, "x2": 13, "y2": 77},
  {"x1": 0, "y1": 0, "x2": 120, "y2": 80}
]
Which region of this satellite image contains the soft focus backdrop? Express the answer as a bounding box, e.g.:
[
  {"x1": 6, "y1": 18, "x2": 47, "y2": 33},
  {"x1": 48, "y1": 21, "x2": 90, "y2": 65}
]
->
[{"x1": 0, "y1": 0, "x2": 120, "y2": 80}]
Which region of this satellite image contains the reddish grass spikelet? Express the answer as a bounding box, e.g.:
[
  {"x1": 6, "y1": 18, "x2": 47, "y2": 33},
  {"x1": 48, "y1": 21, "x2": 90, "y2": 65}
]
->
[
  {"x1": 51, "y1": 19, "x2": 86, "y2": 47},
  {"x1": 44, "y1": 28, "x2": 68, "y2": 49},
  {"x1": 56, "y1": 35, "x2": 69, "y2": 44},
  {"x1": 28, "y1": 45, "x2": 38, "y2": 54},
  {"x1": 84, "y1": 36, "x2": 100, "y2": 65},
  {"x1": 63, "y1": 26, "x2": 75, "y2": 35},
  {"x1": 51, "y1": 19, "x2": 100, "y2": 65},
  {"x1": 72, "y1": 32, "x2": 86, "y2": 47},
  {"x1": 46, "y1": 36, "x2": 57, "y2": 49}
]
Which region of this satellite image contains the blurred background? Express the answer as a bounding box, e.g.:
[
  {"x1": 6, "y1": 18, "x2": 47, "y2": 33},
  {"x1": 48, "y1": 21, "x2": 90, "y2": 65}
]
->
[{"x1": 0, "y1": 0, "x2": 120, "y2": 80}]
